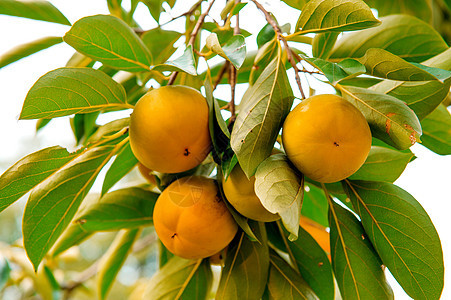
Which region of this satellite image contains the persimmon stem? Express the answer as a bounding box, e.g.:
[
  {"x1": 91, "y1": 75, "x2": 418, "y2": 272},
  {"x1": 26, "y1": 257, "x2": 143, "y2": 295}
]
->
[
  {"x1": 250, "y1": 0, "x2": 306, "y2": 99},
  {"x1": 213, "y1": 61, "x2": 230, "y2": 90},
  {"x1": 168, "y1": 0, "x2": 216, "y2": 85}
]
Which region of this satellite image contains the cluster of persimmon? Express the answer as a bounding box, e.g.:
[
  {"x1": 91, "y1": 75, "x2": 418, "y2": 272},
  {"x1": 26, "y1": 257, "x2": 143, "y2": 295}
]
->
[{"x1": 129, "y1": 85, "x2": 372, "y2": 261}]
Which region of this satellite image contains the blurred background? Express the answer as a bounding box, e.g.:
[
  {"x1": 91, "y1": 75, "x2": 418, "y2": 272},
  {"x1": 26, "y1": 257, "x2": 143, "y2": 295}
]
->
[{"x1": 0, "y1": 0, "x2": 450, "y2": 299}]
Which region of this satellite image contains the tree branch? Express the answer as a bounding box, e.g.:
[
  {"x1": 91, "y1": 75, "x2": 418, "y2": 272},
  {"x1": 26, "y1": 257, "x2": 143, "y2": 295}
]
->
[
  {"x1": 250, "y1": 0, "x2": 306, "y2": 99},
  {"x1": 168, "y1": 0, "x2": 216, "y2": 85}
]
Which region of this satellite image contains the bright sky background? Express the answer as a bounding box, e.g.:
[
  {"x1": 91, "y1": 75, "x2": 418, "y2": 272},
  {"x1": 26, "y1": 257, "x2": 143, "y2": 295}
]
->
[{"x1": 0, "y1": 1, "x2": 450, "y2": 299}]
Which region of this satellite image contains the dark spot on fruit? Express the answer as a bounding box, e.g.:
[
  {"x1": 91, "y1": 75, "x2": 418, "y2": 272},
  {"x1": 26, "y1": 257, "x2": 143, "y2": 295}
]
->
[
  {"x1": 184, "y1": 148, "x2": 190, "y2": 156},
  {"x1": 333, "y1": 141, "x2": 339, "y2": 147},
  {"x1": 171, "y1": 233, "x2": 177, "y2": 238}
]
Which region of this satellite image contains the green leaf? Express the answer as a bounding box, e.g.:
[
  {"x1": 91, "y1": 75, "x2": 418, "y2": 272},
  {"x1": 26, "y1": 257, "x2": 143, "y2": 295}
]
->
[
  {"x1": 101, "y1": 143, "x2": 138, "y2": 195},
  {"x1": 286, "y1": 225, "x2": 334, "y2": 299},
  {"x1": 328, "y1": 201, "x2": 394, "y2": 299},
  {"x1": 0, "y1": 256, "x2": 11, "y2": 291},
  {"x1": 144, "y1": 257, "x2": 212, "y2": 299},
  {"x1": 87, "y1": 118, "x2": 130, "y2": 144},
  {"x1": 364, "y1": 0, "x2": 432, "y2": 23},
  {"x1": 153, "y1": 45, "x2": 197, "y2": 75},
  {"x1": 339, "y1": 85, "x2": 422, "y2": 150},
  {"x1": 206, "y1": 33, "x2": 246, "y2": 69},
  {"x1": 255, "y1": 154, "x2": 304, "y2": 240},
  {"x1": 140, "y1": 0, "x2": 164, "y2": 22},
  {"x1": 344, "y1": 180, "x2": 444, "y2": 300},
  {"x1": 257, "y1": 24, "x2": 275, "y2": 48},
  {"x1": 217, "y1": 222, "x2": 269, "y2": 300},
  {"x1": 158, "y1": 240, "x2": 174, "y2": 268},
  {"x1": 0, "y1": 146, "x2": 80, "y2": 213},
  {"x1": 371, "y1": 49, "x2": 451, "y2": 120},
  {"x1": 358, "y1": 48, "x2": 451, "y2": 82},
  {"x1": 75, "y1": 187, "x2": 158, "y2": 231},
  {"x1": 250, "y1": 39, "x2": 279, "y2": 85},
  {"x1": 97, "y1": 229, "x2": 140, "y2": 300},
  {"x1": 0, "y1": 0, "x2": 70, "y2": 25},
  {"x1": 330, "y1": 15, "x2": 448, "y2": 63},
  {"x1": 0, "y1": 36, "x2": 62, "y2": 69},
  {"x1": 264, "y1": 249, "x2": 319, "y2": 299},
  {"x1": 231, "y1": 2, "x2": 247, "y2": 15},
  {"x1": 20, "y1": 67, "x2": 129, "y2": 120},
  {"x1": 348, "y1": 146, "x2": 414, "y2": 182},
  {"x1": 303, "y1": 56, "x2": 365, "y2": 84},
  {"x1": 64, "y1": 15, "x2": 152, "y2": 71},
  {"x1": 302, "y1": 184, "x2": 329, "y2": 227},
  {"x1": 23, "y1": 145, "x2": 118, "y2": 270},
  {"x1": 372, "y1": 79, "x2": 450, "y2": 120},
  {"x1": 296, "y1": 0, "x2": 380, "y2": 33},
  {"x1": 420, "y1": 105, "x2": 451, "y2": 155},
  {"x1": 312, "y1": 32, "x2": 339, "y2": 59},
  {"x1": 230, "y1": 56, "x2": 294, "y2": 177},
  {"x1": 141, "y1": 28, "x2": 182, "y2": 64},
  {"x1": 71, "y1": 112, "x2": 100, "y2": 145},
  {"x1": 50, "y1": 223, "x2": 92, "y2": 257},
  {"x1": 49, "y1": 193, "x2": 100, "y2": 257},
  {"x1": 205, "y1": 72, "x2": 230, "y2": 161},
  {"x1": 339, "y1": 77, "x2": 382, "y2": 88}
]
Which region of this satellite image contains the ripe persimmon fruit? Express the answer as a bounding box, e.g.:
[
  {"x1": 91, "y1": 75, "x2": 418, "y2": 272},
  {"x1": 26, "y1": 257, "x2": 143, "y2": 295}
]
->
[
  {"x1": 153, "y1": 176, "x2": 237, "y2": 259},
  {"x1": 129, "y1": 86, "x2": 211, "y2": 174},
  {"x1": 223, "y1": 164, "x2": 279, "y2": 222},
  {"x1": 282, "y1": 94, "x2": 371, "y2": 183}
]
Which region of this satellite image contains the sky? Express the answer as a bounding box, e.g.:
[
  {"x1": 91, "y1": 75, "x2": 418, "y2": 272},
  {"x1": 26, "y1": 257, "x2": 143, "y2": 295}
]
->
[{"x1": 0, "y1": 0, "x2": 450, "y2": 299}]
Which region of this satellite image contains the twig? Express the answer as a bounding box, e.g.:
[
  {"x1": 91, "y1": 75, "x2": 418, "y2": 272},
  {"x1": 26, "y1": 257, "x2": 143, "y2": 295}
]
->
[
  {"x1": 159, "y1": 0, "x2": 204, "y2": 27},
  {"x1": 250, "y1": 0, "x2": 306, "y2": 99},
  {"x1": 227, "y1": 0, "x2": 241, "y2": 123},
  {"x1": 213, "y1": 61, "x2": 230, "y2": 89},
  {"x1": 168, "y1": 0, "x2": 217, "y2": 85}
]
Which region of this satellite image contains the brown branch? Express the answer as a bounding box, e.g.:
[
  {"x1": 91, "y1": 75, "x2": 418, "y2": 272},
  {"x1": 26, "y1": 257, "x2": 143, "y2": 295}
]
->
[
  {"x1": 227, "y1": 0, "x2": 241, "y2": 123},
  {"x1": 159, "y1": 0, "x2": 204, "y2": 27},
  {"x1": 213, "y1": 61, "x2": 230, "y2": 89},
  {"x1": 250, "y1": 0, "x2": 306, "y2": 99},
  {"x1": 168, "y1": 0, "x2": 216, "y2": 85}
]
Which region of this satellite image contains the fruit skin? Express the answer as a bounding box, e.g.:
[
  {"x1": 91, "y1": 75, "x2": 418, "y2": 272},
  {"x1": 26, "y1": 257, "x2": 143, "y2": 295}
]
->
[
  {"x1": 223, "y1": 164, "x2": 280, "y2": 222},
  {"x1": 153, "y1": 176, "x2": 238, "y2": 259},
  {"x1": 282, "y1": 94, "x2": 372, "y2": 183},
  {"x1": 129, "y1": 86, "x2": 211, "y2": 174},
  {"x1": 300, "y1": 216, "x2": 331, "y2": 261}
]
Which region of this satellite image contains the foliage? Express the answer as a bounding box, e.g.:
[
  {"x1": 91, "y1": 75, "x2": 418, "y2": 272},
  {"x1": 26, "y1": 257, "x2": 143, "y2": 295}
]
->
[{"x1": 0, "y1": 0, "x2": 450, "y2": 299}]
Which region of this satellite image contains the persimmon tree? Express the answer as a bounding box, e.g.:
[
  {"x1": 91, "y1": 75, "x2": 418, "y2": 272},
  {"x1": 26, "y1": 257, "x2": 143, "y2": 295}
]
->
[{"x1": 0, "y1": 0, "x2": 450, "y2": 299}]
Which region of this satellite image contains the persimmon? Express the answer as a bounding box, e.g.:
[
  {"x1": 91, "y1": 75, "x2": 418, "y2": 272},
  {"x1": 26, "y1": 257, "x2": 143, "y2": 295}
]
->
[
  {"x1": 300, "y1": 216, "x2": 331, "y2": 261},
  {"x1": 223, "y1": 164, "x2": 280, "y2": 222},
  {"x1": 129, "y1": 86, "x2": 211, "y2": 174},
  {"x1": 153, "y1": 176, "x2": 238, "y2": 259},
  {"x1": 282, "y1": 94, "x2": 371, "y2": 183}
]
